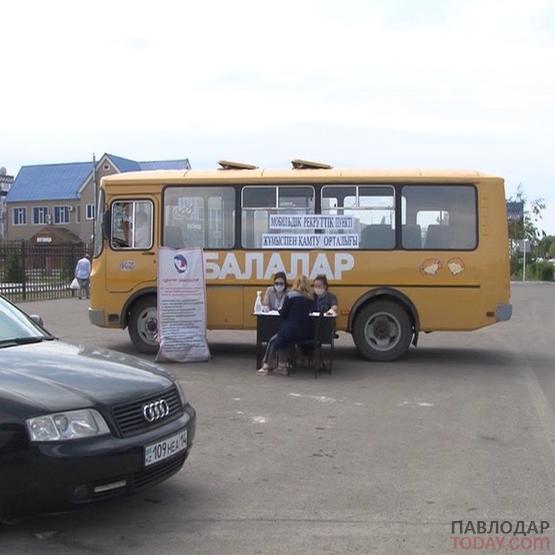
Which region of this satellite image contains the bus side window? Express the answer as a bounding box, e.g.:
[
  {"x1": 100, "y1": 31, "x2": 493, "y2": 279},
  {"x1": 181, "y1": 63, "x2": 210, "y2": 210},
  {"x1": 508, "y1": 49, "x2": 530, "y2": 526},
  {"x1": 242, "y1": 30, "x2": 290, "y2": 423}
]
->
[
  {"x1": 401, "y1": 185, "x2": 477, "y2": 250},
  {"x1": 110, "y1": 200, "x2": 153, "y2": 250},
  {"x1": 241, "y1": 186, "x2": 315, "y2": 248},
  {"x1": 163, "y1": 187, "x2": 235, "y2": 249},
  {"x1": 321, "y1": 185, "x2": 395, "y2": 249}
]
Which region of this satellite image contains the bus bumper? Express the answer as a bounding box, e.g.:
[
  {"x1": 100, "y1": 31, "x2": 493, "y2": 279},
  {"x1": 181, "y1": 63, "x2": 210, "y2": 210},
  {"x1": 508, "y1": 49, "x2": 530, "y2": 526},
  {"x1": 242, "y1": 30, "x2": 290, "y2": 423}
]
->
[
  {"x1": 496, "y1": 303, "x2": 512, "y2": 322},
  {"x1": 89, "y1": 307, "x2": 106, "y2": 326}
]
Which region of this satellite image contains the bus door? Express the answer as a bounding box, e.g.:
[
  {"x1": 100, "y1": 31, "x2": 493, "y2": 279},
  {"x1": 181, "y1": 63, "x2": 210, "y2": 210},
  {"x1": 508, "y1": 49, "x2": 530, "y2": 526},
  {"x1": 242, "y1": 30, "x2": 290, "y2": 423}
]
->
[{"x1": 107, "y1": 198, "x2": 157, "y2": 293}]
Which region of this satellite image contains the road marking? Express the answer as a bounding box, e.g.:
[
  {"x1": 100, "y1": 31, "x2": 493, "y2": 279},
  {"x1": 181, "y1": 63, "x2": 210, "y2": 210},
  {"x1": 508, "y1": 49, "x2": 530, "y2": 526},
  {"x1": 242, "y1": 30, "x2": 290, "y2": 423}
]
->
[
  {"x1": 288, "y1": 393, "x2": 338, "y2": 403},
  {"x1": 396, "y1": 401, "x2": 434, "y2": 407}
]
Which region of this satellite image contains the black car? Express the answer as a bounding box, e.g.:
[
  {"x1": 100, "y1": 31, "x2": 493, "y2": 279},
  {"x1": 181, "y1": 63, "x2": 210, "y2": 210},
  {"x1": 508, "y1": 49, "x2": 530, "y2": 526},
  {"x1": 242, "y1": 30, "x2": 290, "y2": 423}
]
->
[{"x1": 0, "y1": 296, "x2": 196, "y2": 518}]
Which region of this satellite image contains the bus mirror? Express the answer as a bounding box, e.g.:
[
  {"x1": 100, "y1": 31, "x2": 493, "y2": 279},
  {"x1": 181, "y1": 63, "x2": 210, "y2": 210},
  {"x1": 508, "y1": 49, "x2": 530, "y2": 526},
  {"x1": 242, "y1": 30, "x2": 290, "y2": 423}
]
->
[{"x1": 102, "y1": 209, "x2": 111, "y2": 240}]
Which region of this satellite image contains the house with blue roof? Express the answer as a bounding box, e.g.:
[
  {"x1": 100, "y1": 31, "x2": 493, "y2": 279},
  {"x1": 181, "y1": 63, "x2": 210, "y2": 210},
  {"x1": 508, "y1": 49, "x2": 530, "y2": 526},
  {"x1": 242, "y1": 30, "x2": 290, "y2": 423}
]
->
[{"x1": 6, "y1": 153, "x2": 190, "y2": 242}]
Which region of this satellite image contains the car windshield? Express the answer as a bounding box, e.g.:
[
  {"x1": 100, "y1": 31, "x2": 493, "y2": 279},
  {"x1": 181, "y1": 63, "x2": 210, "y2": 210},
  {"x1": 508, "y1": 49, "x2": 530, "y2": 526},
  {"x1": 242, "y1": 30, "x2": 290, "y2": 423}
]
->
[{"x1": 0, "y1": 297, "x2": 50, "y2": 346}]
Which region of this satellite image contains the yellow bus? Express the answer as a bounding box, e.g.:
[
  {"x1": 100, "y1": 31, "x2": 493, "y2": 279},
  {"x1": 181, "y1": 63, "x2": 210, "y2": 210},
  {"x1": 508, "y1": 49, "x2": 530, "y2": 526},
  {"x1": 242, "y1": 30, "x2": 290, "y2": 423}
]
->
[{"x1": 89, "y1": 160, "x2": 511, "y2": 361}]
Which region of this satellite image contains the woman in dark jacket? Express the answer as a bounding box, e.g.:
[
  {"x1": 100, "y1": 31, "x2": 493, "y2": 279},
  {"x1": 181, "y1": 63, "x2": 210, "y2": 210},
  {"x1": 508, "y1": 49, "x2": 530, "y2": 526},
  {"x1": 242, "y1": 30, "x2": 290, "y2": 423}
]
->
[{"x1": 257, "y1": 275, "x2": 314, "y2": 375}]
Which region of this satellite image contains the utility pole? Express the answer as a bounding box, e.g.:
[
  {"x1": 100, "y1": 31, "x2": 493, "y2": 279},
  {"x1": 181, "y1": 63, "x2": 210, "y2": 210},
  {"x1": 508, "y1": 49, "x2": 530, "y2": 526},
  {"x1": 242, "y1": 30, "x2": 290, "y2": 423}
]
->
[
  {"x1": 92, "y1": 153, "x2": 97, "y2": 247},
  {"x1": 523, "y1": 238, "x2": 528, "y2": 281}
]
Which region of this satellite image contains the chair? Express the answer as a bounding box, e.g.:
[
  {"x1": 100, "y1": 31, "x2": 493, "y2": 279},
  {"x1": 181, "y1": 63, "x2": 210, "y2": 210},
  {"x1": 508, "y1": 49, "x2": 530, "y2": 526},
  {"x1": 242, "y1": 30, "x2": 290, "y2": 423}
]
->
[
  {"x1": 424, "y1": 225, "x2": 453, "y2": 249},
  {"x1": 401, "y1": 224, "x2": 422, "y2": 249},
  {"x1": 425, "y1": 224, "x2": 476, "y2": 250},
  {"x1": 255, "y1": 314, "x2": 281, "y2": 370},
  {"x1": 289, "y1": 313, "x2": 336, "y2": 378},
  {"x1": 359, "y1": 225, "x2": 395, "y2": 249}
]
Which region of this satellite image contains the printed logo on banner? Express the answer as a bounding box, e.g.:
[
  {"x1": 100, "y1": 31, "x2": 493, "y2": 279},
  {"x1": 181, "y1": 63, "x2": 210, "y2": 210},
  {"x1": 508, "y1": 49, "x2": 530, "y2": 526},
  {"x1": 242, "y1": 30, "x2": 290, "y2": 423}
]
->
[{"x1": 173, "y1": 254, "x2": 188, "y2": 274}]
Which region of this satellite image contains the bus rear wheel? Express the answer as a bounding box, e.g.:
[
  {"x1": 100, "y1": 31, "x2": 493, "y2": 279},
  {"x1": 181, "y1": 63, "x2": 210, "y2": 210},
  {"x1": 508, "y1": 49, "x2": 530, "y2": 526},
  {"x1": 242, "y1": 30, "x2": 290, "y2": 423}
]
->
[
  {"x1": 128, "y1": 297, "x2": 158, "y2": 355},
  {"x1": 353, "y1": 300, "x2": 413, "y2": 361}
]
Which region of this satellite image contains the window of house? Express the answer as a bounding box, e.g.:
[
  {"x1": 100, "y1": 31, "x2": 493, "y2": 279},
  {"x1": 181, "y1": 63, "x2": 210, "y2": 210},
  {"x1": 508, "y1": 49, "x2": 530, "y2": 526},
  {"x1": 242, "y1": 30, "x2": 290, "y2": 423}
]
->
[
  {"x1": 86, "y1": 203, "x2": 95, "y2": 220},
  {"x1": 13, "y1": 207, "x2": 26, "y2": 225},
  {"x1": 401, "y1": 185, "x2": 477, "y2": 250},
  {"x1": 321, "y1": 185, "x2": 395, "y2": 249},
  {"x1": 241, "y1": 186, "x2": 315, "y2": 248},
  {"x1": 54, "y1": 206, "x2": 70, "y2": 225},
  {"x1": 163, "y1": 187, "x2": 235, "y2": 249},
  {"x1": 33, "y1": 206, "x2": 49, "y2": 225},
  {"x1": 111, "y1": 200, "x2": 153, "y2": 250}
]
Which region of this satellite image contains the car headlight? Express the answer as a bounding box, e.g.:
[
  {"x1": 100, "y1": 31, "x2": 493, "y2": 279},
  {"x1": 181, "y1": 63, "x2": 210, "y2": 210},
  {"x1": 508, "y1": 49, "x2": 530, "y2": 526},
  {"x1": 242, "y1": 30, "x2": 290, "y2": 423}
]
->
[
  {"x1": 176, "y1": 381, "x2": 187, "y2": 407},
  {"x1": 26, "y1": 409, "x2": 110, "y2": 442}
]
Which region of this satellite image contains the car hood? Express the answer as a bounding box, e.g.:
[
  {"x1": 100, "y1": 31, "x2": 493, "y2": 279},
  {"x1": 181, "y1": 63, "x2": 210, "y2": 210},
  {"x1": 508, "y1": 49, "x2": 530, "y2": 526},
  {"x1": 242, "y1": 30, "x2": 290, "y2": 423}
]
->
[{"x1": 0, "y1": 340, "x2": 175, "y2": 414}]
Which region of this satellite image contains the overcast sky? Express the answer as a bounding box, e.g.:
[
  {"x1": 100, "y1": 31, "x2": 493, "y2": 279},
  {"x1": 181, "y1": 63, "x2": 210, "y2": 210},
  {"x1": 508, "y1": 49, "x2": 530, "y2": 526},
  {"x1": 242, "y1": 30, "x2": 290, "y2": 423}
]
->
[{"x1": 1, "y1": 0, "x2": 554, "y2": 233}]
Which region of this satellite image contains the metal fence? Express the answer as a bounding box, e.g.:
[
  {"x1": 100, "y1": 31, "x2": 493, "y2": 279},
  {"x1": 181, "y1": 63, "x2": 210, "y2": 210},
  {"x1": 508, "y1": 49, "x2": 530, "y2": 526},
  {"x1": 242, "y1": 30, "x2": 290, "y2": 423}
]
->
[{"x1": 0, "y1": 241, "x2": 92, "y2": 301}]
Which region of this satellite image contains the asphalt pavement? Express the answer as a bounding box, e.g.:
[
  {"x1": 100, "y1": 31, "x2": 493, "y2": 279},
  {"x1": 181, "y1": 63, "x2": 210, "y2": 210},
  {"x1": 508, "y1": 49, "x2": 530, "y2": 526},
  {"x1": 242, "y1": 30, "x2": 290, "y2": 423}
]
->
[{"x1": 2, "y1": 283, "x2": 555, "y2": 554}]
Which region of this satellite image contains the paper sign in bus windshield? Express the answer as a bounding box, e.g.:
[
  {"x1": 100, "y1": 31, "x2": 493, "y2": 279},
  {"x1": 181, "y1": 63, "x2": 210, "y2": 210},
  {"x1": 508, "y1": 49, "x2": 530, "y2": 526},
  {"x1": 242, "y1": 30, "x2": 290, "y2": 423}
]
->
[
  {"x1": 156, "y1": 247, "x2": 210, "y2": 362},
  {"x1": 262, "y1": 234, "x2": 359, "y2": 248},
  {"x1": 269, "y1": 214, "x2": 354, "y2": 230},
  {"x1": 263, "y1": 214, "x2": 359, "y2": 249}
]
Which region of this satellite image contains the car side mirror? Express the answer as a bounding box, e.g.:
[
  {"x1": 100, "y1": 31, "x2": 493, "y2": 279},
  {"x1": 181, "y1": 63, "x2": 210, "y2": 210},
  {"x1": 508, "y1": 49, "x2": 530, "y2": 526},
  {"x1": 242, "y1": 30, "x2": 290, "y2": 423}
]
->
[{"x1": 30, "y1": 314, "x2": 44, "y2": 327}]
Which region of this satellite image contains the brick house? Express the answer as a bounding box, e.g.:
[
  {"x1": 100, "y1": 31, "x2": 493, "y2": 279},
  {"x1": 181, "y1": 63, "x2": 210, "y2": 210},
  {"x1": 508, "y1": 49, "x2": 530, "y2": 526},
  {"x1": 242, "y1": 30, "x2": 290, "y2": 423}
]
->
[{"x1": 6, "y1": 153, "x2": 190, "y2": 243}]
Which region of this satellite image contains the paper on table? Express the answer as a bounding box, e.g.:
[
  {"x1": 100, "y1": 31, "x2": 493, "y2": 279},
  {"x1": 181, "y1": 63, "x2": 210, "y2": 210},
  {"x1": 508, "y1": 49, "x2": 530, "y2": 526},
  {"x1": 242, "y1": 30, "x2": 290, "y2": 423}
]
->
[{"x1": 310, "y1": 311, "x2": 337, "y2": 317}]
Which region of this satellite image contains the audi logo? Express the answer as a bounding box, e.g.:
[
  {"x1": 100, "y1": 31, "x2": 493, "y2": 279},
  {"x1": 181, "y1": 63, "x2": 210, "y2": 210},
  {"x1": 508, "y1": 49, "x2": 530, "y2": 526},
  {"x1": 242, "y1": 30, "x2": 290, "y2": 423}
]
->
[{"x1": 143, "y1": 399, "x2": 170, "y2": 423}]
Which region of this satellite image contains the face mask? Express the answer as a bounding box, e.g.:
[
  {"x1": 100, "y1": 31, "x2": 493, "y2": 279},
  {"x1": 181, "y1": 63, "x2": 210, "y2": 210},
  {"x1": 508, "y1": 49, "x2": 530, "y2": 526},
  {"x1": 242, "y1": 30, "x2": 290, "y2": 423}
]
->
[
  {"x1": 314, "y1": 287, "x2": 326, "y2": 296},
  {"x1": 274, "y1": 284, "x2": 285, "y2": 293}
]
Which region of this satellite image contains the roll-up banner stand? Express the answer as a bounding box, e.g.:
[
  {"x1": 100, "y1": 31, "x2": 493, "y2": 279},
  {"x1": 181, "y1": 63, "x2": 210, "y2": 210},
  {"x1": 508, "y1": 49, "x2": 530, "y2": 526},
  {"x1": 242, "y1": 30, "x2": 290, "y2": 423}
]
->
[{"x1": 156, "y1": 247, "x2": 210, "y2": 362}]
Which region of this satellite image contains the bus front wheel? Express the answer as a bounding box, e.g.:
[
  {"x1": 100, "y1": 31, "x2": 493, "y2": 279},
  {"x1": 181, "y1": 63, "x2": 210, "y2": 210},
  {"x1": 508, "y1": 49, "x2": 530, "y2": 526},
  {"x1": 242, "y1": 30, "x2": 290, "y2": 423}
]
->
[
  {"x1": 128, "y1": 297, "x2": 158, "y2": 355},
  {"x1": 352, "y1": 300, "x2": 413, "y2": 361}
]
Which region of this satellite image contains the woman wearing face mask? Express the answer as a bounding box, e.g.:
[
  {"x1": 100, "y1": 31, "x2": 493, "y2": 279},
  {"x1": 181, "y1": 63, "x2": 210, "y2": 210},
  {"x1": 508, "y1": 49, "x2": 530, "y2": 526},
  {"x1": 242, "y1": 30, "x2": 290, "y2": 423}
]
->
[
  {"x1": 313, "y1": 274, "x2": 339, "y2": 315},
  {"x1": 262, "y1": 271, "x2": 288, "y2": 311},
  {"x1": 258, "y1": 275, "x2": 314, "y2": 375}
]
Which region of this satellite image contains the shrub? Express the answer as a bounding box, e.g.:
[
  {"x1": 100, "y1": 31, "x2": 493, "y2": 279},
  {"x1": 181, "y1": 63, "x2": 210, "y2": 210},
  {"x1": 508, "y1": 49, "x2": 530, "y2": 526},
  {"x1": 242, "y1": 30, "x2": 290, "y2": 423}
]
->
[
  {"x1": 537, "y1": 260, "x2": 554, "y2": 281},
  {"x1": 510, "y1": 253, "x2": 521, "y2": 279},
  {"x1": 62, "y1": 253, "x2": 76, "y2": 282},
  {"x1": 4, "y1": 253, "x2": 24, "y2": 283}
]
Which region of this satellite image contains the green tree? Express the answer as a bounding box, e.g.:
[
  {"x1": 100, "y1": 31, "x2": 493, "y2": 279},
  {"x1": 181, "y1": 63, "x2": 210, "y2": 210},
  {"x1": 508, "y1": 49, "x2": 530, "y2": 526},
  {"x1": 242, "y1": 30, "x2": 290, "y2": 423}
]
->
[
  {"x1": 538, "y1": 235, "x2": 555, "y2": 259},
  {"x1": 507, "y1": 183, "x2": 546, "y2": 248},
  {"x1": 507, "y1": 184, "x2": 549, "y2": 280},
  {"x1": 4, "y1": 253, "x2": 24, "y2": 283}
]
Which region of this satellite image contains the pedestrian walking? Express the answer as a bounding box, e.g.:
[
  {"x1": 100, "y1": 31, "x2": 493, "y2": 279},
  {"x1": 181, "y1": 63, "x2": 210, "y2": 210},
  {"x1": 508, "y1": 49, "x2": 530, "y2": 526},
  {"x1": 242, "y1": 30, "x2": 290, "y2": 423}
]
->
[{"x1": 74, "y1": 254, "x2": 91, "y2": 300}]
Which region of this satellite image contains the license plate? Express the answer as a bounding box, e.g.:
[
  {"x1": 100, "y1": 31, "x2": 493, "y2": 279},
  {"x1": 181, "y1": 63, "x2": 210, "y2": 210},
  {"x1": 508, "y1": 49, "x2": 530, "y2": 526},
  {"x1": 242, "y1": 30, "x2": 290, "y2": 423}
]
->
[{"x1": 144, "y1": 429, "x2": 187, "y2": 467}]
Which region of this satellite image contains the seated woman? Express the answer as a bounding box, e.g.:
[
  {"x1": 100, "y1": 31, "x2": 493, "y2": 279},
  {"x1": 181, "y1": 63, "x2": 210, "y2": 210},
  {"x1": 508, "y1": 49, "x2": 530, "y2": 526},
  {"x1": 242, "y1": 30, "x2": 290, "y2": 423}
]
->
[
  {"x1": 312, "y1": 274, "x2": 339, "y2": 315},
  {"x1": 262, "y1": 271, "x2": 288, "y2": 311},
  {"x1": 257, "y1": 275, "x2": 314, "y2": 375}
]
